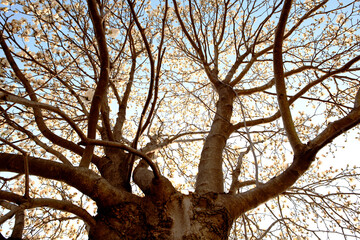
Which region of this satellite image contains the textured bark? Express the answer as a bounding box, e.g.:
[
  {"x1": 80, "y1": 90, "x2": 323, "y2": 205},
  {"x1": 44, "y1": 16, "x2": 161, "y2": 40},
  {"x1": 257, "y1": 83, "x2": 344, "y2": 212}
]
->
[
  {"x1": 89, "y1": 193, "x2": 233, "y2": 240},
  {"x1": 0, "y1": 154, "x2": 235, "y2": 239},
  {"x1": 99, "y1": 148, "x2": 131, "y2": 191}
]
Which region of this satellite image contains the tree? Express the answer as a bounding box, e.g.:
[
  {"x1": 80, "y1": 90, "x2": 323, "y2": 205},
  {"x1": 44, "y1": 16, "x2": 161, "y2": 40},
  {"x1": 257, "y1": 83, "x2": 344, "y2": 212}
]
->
[{"x1": 0, "y1": 0, "x2": 359, "y2": 238}]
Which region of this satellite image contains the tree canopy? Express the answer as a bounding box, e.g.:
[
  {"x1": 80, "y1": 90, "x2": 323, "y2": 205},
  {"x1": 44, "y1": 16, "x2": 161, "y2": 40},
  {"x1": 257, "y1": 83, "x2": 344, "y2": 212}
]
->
[{"x1": 0, "y1": 0, "x2": 360, "y2": 239}]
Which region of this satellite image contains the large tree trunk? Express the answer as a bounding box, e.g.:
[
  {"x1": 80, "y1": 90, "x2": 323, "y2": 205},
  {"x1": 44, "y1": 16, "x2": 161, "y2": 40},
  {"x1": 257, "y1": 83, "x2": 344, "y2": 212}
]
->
[{"x1": 89, "y1": 193, "x2": 233, "y2": 239}]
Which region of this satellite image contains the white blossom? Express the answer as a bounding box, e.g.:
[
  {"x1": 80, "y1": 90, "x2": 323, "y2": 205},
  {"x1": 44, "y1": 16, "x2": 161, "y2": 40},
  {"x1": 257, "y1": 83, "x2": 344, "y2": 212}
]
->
[
  {"x1": 336, "y1": 13, "x2": 345, "y2": 24},
  {"x1": 108, "y1": 28, "x2": 120, "y2": 38},
  {"x1": 1, "y1": 0, "x2": 9, "y2": 5},
  {"x1": 84, "y1": 89, "x2": 95, "y2": 101}
]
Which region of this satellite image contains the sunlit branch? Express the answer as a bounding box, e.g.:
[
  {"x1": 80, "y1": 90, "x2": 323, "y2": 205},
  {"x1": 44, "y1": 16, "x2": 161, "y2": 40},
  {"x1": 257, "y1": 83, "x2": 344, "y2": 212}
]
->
[
  {"x1": 264, "y1": 90, "x2": 353, "y2": 110},
  {"x1": 233, "y1": 54, "x2": 360, "y2": 133},
  {"x1": 140, "y1": 131, "x2": 208, "y2": 154},
  {"x1": 257, "y1": 218, "x2": 291, "y2": 240},
  {"x1": 224, "y1": 49, "x2": 251, "y2": 84},
  {"x1": 80, "y1": 0, "x2": 111, "y2": 168},
  {"x1": 228, "y1": 145, "x2": 251, "y2": 194},
  {"x1": 274, "y1": 0, "x2": 304, "y2": 153},
  {"x1": 308, "y1": 104, "x2": 360, "y2": 152},
  {"x1": 232, "y1": 111, "x2": 280, "y2": 130},
  {"x1": 0, "y1": 137, "x2": 26, "y2": 155},
  {"x1": 0, "y1": 137, "x2": 29, "y2": 199},
  {"x1": 237, "y1": 96, "x2": 259, "y2": 186},
  {"x1": 250, "y1": 1, "x2": 283, "y2": 55},
  {"x1": 125, "y1": 0, "x2": 168, "y2": 186},
  {"x1": 113, "y1": 26, "x2": 141, "y2": 141},
  {"x1": 0, "y1": 201, "x2": 27, "y2": 226},
  {"x1": 0, "y1": 106, "x2": 73, "y2": 165},
  {"x1": 230, "y1": 54, "x2": 259, "y2": 87},
  {"x1": 113, "y1": 54, "x2": 136, "y2": 141},
  {"x1": 228, "y1": 0, "x2": 328, "y2": 88},
  {"x1": 188, "y1": 0, "x2": 204, "y2": 60},
  {"x1": 3, "y1": 37, "x2": 90, "y2": 116},
  {"x1": 0, "y1": 200, "x2": 24, "y2": 239},
  {"x1": 235, "y1": 66, "x2": 314, "y2": 95},
  {"x1": 100, "y1": 94, "x2": 114, "y2": 141},
  {"x1": 126, "y1": 0, "x2": 156, "y2": 148}
]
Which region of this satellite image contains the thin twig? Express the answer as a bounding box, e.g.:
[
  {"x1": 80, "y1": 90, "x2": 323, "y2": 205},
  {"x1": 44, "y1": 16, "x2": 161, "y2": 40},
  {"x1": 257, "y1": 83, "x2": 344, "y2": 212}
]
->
[{"x1": 235, "y1": 93, "x2": 260, "y2": 186}]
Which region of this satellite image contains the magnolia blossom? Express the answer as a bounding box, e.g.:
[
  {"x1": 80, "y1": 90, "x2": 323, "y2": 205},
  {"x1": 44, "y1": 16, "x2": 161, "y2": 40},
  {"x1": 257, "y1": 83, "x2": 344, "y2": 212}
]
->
[
  {"x1": 336, "y1": 13, "x2": 346, "y2": 23},
  {"x1": 84, "y1": 89, "x2": 95, "y2": 101},
  {"x1": 108, "y1": 28, "x2": 120, "y2": 38}
]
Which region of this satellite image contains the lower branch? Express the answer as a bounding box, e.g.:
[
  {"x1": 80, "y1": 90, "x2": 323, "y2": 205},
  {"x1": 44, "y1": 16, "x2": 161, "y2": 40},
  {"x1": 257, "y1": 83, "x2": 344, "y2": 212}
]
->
[
  {"x1": 0, "y1": 191, "x2": 96, "y2": 228},
  {"x1": 0, "y1": 153, "x2": 138, "y2": 207},
  {"x1": 220, "y1": 147, "x2": 315, "y2": 219}
]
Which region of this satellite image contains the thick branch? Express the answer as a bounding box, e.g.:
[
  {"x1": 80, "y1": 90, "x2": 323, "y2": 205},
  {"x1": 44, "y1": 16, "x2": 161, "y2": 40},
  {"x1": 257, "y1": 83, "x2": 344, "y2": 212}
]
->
[
  {"x1": 196, "y1": 84, "x2": 235, "y2": 193},
  {"x1": 274, "y1": 0, "x2": 304, "y2": 153},
  {"x1": 133, "y1": 161, "x2": 176, "y2": 201},
  {"x1": 0, "y1": 153, "x2": 138, "y2": 207},
  {"x1": 80, "y1": 0, "x2": 111, "y2": 168},
  {"x1": 220, "y1": 148, "x2": 316, "y2": 219},
  {"x1": 309, "y1": 104, "x2": 360, "y2": 151},
  {"x1": 113, "y1": 57, "x2": 136, "y2": 141}
]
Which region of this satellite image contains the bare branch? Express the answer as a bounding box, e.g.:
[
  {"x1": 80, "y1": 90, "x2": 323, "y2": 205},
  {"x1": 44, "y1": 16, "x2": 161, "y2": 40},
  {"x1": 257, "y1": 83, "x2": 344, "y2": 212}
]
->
[{"x1": 273, "y1": 0, "x2": 304, "y2": 153}]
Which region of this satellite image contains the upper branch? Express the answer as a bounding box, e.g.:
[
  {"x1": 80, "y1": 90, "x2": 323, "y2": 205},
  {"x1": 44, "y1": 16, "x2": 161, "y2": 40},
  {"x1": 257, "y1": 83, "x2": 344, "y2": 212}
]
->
[
  {"x1": 0, "y1": 33, "x2": 86, "y2": 156},
  {"x1": 138, "y1": 0, "x2": 168, "y2": 138},
  {"x1": 80, "y1": 0, "x2": 111, "y2": 167},
  {"x1": 172, "y1": 0, "x2": 217, "y2": 85},
  {"x1": 308, "y1": 89, "x2": 360, "y2": 151},
  {"x1": 126, "y1": 0, "x2": 157, "y2": 147},
  {"x1": 273, "y1": 0, "x2": 304, "y2": 153}
]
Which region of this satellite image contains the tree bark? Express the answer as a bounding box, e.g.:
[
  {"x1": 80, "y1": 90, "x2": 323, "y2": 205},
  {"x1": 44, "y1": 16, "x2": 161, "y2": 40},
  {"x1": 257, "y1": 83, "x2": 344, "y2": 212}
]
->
[
  {"x1": 89, "y1": 193, "x2": 233, "y2": 240},
  {"x1": 196, "y1": 84, "x2": 235, "y2": 194}
]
